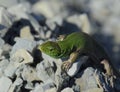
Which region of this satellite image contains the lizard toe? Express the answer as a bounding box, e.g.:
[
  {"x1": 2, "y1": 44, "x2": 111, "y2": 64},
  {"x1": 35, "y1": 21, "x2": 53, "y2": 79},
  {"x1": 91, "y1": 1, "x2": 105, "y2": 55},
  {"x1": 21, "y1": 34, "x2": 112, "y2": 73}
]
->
[{"x1": 61, "y1": 61, "x2": 72, "y2": 72}]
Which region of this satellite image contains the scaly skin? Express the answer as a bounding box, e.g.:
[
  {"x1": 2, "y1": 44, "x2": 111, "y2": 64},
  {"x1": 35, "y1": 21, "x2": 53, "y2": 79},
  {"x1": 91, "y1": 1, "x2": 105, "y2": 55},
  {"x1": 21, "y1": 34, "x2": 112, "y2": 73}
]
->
[{"x1": 38, "y1": 32, "x2": 120, "y2": 78}]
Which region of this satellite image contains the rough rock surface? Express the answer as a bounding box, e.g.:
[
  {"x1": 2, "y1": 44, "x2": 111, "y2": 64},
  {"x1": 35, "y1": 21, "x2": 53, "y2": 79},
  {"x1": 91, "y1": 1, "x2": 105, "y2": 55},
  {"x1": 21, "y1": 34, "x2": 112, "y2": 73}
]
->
[{"x1": 0, "y1": 0, "x2": 120, "y2": 92}]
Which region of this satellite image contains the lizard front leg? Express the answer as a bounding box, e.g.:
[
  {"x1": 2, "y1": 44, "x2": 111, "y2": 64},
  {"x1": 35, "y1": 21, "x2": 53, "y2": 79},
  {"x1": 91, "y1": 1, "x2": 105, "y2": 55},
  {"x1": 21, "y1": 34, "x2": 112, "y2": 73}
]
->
[{"x1": 61, "y1": 51, "x2": 79, "y2": 72}]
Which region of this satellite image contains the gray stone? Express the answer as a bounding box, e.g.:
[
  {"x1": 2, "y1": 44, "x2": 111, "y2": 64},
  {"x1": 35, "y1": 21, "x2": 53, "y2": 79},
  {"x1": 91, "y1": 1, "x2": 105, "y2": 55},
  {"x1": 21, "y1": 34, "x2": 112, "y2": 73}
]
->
[
  {"x1": 20, "y1": 26, "x2": 34, "y2": 40},
  {"x1": 4, "y1": 49, "x2": 33, "y2": 78},
  {"x1": 31, "y1": 80, "x2": 56, "y2": 92},
  {"x1": 0, "y1": 28, "x2": 8, "y2": 37},
  {"x1": 25, "y1": 82, "x2": 34, "y2": 90},
  {"x1": 46, "y1": 21, "x2": 56, "y2": 31},
  {"x1": 31, "y1": 84, "x2": 44, "y2": 92},
  {"x1": 82, "y1": 88, "x2": 103, "y2": 92},
  {"x1": 0, "y1": 59, "x2": 9, "y2": 77},
  {"x1": 27, "y1": 14, "x2": 41, "y2": 32},
  {"x1": 0, "y1": 76, "x2": 12, "y2": 92},
  {"x1": 11, "y1": 37, "x2": 37, "y2": 55},
  {"x1": 2, "y1": 43, "x2": 12, "y2": 56},
  {"x1": 42, "y1": 80, "x2": 56, "y2": 91},
  {"x1": 75, "y1": 67, "x2": 103, "y2": 92},
  {"x1": 45, "y1": 30, "x2": 52, "y2": 39},
  {"x1": 0, "y1": 49, "x2": 3, "y2": 58},
  {"x1": 46, "y1": 16, "x2": 63, "y2": 30},
  {"x1": 21, "y1": 65, "x2": 40, "y2": 82},
  {"x1": 36, "y1": 61, "x2": 55, "y2": 82},
  {"x1": 7, "y1": 2, "x2": 32, "y2": 19},
  {"x1": 32, "y1": 1, "x2": 55, "y2": 19},
  {"x1": 61, "y1": 87, "x2": 74, "y2": 92},
  {"x1": 40, "y1": 52, "x2": 64, "y2": 90},
  {"x1": 67, "y1": 56, "x2": 88, "y2": 77},
  {"x1": 45, "y1": 87, "x2": 57, "y2": 92},
  {"x1": 7, "y1": 2, "x2": 41, "y2": 33},
  {"x1": 0, "y1": 0, "x2": 18, "y2": 8},
  {"x1": 0, "y1": 7, "x2": 15, "y2": 28},
  {"x1": 66, "y1": 14, "x2": 92, "y2": 34},
  {"x1": 0, "y1": 37, "x2": 5, "y2": 48},
  {"x1": 32, "y1": 0, "x2": 66, "y2": 19},
  {"x1": 8, "y1": 77, "x2": 23, "y2": 92}
]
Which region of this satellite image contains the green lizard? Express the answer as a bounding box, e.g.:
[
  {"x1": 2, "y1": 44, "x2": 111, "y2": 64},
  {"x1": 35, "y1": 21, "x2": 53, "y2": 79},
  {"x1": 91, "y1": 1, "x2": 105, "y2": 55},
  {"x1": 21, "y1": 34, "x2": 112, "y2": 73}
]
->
[{"x1": 38, "y1": 32, "x2": 119, "y2": 78}]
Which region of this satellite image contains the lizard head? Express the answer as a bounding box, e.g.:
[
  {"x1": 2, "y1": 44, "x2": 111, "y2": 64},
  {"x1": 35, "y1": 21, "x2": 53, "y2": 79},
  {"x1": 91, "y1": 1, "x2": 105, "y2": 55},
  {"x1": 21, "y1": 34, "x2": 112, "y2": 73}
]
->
[{"x1": 38, "y1": 41, "x2": 61, "y2": 58}]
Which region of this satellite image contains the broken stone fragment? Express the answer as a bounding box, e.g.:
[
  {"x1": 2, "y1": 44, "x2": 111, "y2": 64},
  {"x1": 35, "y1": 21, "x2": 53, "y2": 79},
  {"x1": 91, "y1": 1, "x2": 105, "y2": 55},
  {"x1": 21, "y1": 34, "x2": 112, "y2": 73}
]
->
[
  {"x1": 45, "y1": 87, "x2": 57, "y2": 92},
  {"x1": 20, "y1": 26, "x2": 34, "y2": 40},
  {"x1": 25, "y1": 82, "x2": 34, "y2": 90},
  {"x1": 31, "y1": 84, "x2": 44, "y2": 92},
  {"x1": 0, "y1": 37, "x2": 5, "y2": 48},
  {"x1": 32, "y1": 1, "x2": 65, "y2": 19},
  {"x1": 66, "y1": 14, "x2": 92, "y2": 34},
  {"x1": 8, "y1": 77, "x2": 23, "y2": 92},
  {"x1": 7, "y1": 2, "x2": 32, "y2": 19},
  {"x1": 82, "y1": 88, "x2": 103, "y2": 92},
  {"x1": 0, "y1": 59, "x2": 9, "y2": 77},
  {"x1": 0, "y1": 7, "x2": 15, "y2": 28},
  {"x1": 67, "y1": 56, "x2": 88, "y2": 77},
  {"x1": 75, "y1": 67, "x2": 97, "y2": 90},
  {"x1": 4, "y1": 49, "x2": 33, "y2": 78},
  {"x1": 31, "y1": 79, "x2": 56, "y2": 92},
  {"x1": 21, "y1": 65, "x2": 40, "y2": 82},
  {"x1": 45, "y1": 30, "x2": 52, "y2": 39},
  {"x1": 75, "y1": 67, "x2": 104, "y2": 92},
  {"x1": 0, "y1": 0, "x2": 18, "y2": 8},
  {"x1": 0, "y1": 76, "x2": 12, "y2": 92},
  {"x1": 11, "y1": 37, "x2": 37, "y2": 55},
  {"x1": 36, "y1": 61, "x2": 55, "y2": 83},
  {"x1": 27, "y1": 14, "x2": 42, "y2": 32},
  {"x1": 61, "y1": 87, "x2": 74, "y2": 92}
]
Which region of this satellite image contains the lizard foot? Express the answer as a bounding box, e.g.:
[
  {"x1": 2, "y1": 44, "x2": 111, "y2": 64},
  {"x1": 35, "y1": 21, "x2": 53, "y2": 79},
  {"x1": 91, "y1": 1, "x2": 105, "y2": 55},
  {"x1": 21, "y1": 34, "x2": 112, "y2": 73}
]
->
[{"x1": 61, "y1": 61, "x2": 72, "y2": 72}]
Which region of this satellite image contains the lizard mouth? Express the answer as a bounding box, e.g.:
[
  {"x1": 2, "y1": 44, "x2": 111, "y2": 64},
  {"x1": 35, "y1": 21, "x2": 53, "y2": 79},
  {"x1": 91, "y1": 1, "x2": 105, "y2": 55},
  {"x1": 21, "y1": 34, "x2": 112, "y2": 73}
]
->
[{"x1": 37, "y1": 45, "x2": 43, "y2": 52}]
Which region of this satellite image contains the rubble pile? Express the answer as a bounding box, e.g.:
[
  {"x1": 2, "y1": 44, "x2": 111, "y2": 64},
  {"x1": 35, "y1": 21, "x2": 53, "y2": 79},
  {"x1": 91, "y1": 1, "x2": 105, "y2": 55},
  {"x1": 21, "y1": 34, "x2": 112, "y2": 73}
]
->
[{"x1": 0, "y1": 0, "x2": 120, "y2": 92}]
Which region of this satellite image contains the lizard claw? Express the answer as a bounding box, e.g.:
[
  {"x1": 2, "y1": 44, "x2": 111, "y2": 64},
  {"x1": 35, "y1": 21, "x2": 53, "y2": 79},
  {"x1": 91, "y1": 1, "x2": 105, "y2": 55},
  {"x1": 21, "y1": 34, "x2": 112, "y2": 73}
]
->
[{"x1": 61, "y1": 61, "x2": 72, "y2": 72}]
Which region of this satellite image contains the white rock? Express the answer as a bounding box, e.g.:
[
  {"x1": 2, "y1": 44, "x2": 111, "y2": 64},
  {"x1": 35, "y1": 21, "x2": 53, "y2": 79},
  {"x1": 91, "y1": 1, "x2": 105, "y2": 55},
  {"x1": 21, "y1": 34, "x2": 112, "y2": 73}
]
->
[
  {"x1": 20, "y1": 26, "x2": 34, "y2": 40},
  {"x1": 8, "y1": 77, "x2": 23, "y2": 92},
  {"x1": 21, "y1": 65, "x2": 40, "y2": 82},
  {"x1": 30, "y1": 85, "x2": 44, "y2": 92},
  {"x1": 83, "y1": 88, "x2": 103, "y2": 92},
  {"x1": 61, "y1": 87, "x2": 74, "y2": 92},
  {"x1": 0, "y1": 7, "x2": 15, "y2": 28},
  {"x1": 45, "y1": 87, "x2": 57, "y2": 92},
  {"x1": 0, "y1": 59, "x2": 9, "y2": 77},
  {"x1": 8, "y1": 2, "x2": 41, "y2": 32},
  {"x1": 0, "y1": 0, "x2": 18, "y2": 8},
  {"x1": 46, "y1": 16, "x2": 63, "y2": 30},
  {"x1": 27, "y1": 14, "x2": 41, "y2": 32},
  {"x1": 25, "y1": 82, "x2": 34, "y2": 90},
  {"x1": 7, "y1": 2, "x2": 32, "y2": 19},
  {"x1": 10, "y1": 49, "x2": 33, "y2": 64},
  {"x1": 11, "y1": 37, "x2": 37, "y2": 55},
  {"x1": 4, "y1": 49, "x2": 33, "y2": 77},
  {"x1": 75, "y1": 67, "x2": 104, "y2": 92},
  {"x1": 67, "y1": 56, "x2": 88, "y2": 77},
  {"x1": 0, "y1": 38, "x2": 5, "y2": 48},
  {"x1": 32, "y1": 1, "x2": 65, "y2": 19},
  {"x1": 36, "y1": 61, "x2": 55, "y2": 82},
  {"x1": 45, "y1": 30, "x2": 52, "y2": 38},
  {"x1": 67, "y1": 14, "x2": 92, "y2": 34},
  {"x1": 0, "y1": 76, "x2": 12, "y2": 92}
]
